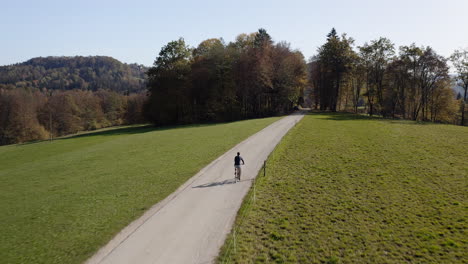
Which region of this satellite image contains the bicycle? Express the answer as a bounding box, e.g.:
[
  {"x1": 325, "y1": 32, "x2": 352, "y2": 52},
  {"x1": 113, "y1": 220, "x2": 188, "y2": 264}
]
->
[
  {"x1": 234, "y1": 165, "x2": 242, "y2": 182},
  {"x1": 234, "y1": 152, "x2": 245, "y2": 183}
]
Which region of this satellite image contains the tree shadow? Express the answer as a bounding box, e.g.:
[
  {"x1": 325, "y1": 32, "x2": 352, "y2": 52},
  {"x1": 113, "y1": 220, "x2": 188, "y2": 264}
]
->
[
  {"x1": 15, "y1": 140, "x2": 44, "y2": 146},
  {"x1": 8, "y1": 114, "x2": 283, "y2": 147},
  {"x1": 10, "y1": 126, "x2": 156, "y2": 146},
  {"x1": 55, "y1": 121, "x2": 237, "y2": 142},
  {"x1": 55, "y1": 114, "x2": 288, "y2": 142},
  {"x1": 60, "y1": 125, "x2": 155, "y2": 140},
  {"x1": 308, "y1": 111, "x2": 377, "y2": 121},
  {"x1": 308, "y1": 111, "x2": 437, "y2": 125}
]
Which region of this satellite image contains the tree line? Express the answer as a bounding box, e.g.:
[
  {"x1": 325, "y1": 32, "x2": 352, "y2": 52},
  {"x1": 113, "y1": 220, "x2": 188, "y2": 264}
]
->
[
  {"x1": 0, "y1": 88, "x2": 146, "y2": 145},
  {"x1": 0, "y1": 29, "x2": 307, "y2": 145},
  {"x1": 1, "y1": 28, "x2": 465, "y2": 145},
  {"x1": 310, "y1": 28, "x2": 467, "y2": 125},
  {"x1": 0, "y1": 56, "x2": 148, "y2": 145},
  {"x1": 145, "y1": 29, "x2": 307, "y2": 125}
]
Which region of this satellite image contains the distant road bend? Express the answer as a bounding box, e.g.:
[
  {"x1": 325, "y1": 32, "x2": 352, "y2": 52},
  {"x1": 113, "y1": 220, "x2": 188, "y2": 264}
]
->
[{"x1": 86, "y1": 112, "x2": 305, "y2": 264}]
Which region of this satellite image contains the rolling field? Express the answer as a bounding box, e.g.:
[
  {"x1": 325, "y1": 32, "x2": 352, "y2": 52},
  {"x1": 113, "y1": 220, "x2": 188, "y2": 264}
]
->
[
  {"x1": 219, "y1": 113, "x2": 467, "y2": 263},
  {"x1": 0, "y1": 117, "x2": 280, "y2": 264}
]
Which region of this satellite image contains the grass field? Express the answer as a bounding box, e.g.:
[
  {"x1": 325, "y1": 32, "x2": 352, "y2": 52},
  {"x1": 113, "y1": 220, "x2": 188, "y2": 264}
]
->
[
  {"x1": 219, "y1": 113, "x2": 467, "y2": 263},
  {"x1": 0, "y1": 117, "x2": 280, "y2": 264}
]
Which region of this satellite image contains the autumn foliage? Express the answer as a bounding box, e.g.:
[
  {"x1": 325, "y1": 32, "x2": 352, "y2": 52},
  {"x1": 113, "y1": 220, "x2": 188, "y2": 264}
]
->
[
  {"x1": 310, "y1": 29, "x2": 463, "y2": 124},
  {"x1": 1, "y1": 28, "x2": 464, "y2": 145},
  {"x1": 145, "y1": 29, "x2": 307, "y2": 125},
  {"x1": 0, "y1": 89, "x2": 146, "y2": 145}
]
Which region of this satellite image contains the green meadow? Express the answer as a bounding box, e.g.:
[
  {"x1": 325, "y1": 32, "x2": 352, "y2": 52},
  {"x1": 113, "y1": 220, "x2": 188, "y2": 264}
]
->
[
  {"x1": 219, "y1": 113, "x2": 467, "y2": 263},
  {"x1": 0, "y1": 117, "x2": 280, "y2": 264}
]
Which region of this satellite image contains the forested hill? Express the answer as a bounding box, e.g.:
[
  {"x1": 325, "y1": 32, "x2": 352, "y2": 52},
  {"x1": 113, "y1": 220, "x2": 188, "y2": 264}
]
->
[{"x1": 0, "y1": 56, "x2": 148, "y2": 93}]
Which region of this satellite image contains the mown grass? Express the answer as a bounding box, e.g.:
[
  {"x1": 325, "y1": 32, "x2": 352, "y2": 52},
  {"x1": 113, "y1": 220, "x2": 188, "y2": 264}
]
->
[
  {"x1": 218, "y1": 112, "x2": 467, "y2": 264},
  {"x1": 0, "y1": 117, "x2": 280, "y2": 264}
]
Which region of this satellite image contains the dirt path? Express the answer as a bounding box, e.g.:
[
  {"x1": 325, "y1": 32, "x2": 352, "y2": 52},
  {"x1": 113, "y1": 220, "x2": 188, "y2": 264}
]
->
[{"x1": 86, "y1": 112, "x2": 305, "y2": 264}]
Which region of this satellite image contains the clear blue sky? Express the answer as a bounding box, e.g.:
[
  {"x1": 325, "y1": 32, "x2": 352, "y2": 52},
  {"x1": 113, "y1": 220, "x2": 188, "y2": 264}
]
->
[{"x1": 1, "y1": 0, "x2": 467, "y2": 66}]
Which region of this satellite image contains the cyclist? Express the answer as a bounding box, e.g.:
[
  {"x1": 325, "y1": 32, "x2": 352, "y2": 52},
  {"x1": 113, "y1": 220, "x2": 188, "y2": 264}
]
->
[{"x1": 234, "y1": 152, "x2": 245, "y2": 182}]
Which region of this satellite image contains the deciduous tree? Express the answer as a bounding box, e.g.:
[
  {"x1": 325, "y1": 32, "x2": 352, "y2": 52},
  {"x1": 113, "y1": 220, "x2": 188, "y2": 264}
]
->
[{"x1": 450, "y1": 48, "x2": 468, "y2": 125}]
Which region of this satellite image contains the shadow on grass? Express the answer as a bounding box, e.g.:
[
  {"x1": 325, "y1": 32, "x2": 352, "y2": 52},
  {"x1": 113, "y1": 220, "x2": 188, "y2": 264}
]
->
[
  {"x1": 56, "y1": 121, "x2": 237, "y2": 142},
  {"x1": 13, "y1": 126, "x2": 156, "y2": 146},
  {"x1": 14, "y1": 139, "x2": 46, "y2": 146},
  {"x1": 60, "y1": 125, "x2": 155, "y2": 140},
  {"x1": 308, "y1": 111, "x2": 436, "y2": 125},
  {"x1": 10, "y1": 115, "x2": 283, "y2": 147},
  {"x1": 308, "y1": 111, "x2": 379, "y2": 121}
]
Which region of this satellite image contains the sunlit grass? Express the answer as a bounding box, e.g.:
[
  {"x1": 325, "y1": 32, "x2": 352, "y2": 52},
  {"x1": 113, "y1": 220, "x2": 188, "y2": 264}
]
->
[
  {"x1": 219, "y1": 112, "x2": 467, "y2": 263},
  {"x1": 0, "y1": 117, "x2": 281, "y2": 264}
]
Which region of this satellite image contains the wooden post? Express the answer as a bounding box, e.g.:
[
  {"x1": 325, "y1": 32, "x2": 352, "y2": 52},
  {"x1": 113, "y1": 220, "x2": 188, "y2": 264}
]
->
[
  {"x1": 253, "y1": 178, "x2": 256, "y2": 202},
  {"x1": 49, "y1": 110, "x2": 52, "y2": 142},
  {"x1": 263, "y1": 160, "x2": 266, "y2": 177},
  {"x1": 233, "y1": 229, "x2": 237, "y2": 253},
  {"x1": 48, "y1": 91, "x2": 53, "y2": 142}
]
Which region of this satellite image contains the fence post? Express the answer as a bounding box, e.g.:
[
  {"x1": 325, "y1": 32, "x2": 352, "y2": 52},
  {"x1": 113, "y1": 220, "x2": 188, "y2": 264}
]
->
[
  {"x1": 233, "y1": 229, "x2": 237, "y2": 254},
  {"x1": 263, "y1": 160, "x2": 266, "y2": 177},
  {"x1": 253, "y1": 178, "x2": 256, "y2": 202}
]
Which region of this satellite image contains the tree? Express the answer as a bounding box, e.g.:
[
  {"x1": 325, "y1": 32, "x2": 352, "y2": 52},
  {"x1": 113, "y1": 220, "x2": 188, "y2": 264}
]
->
[
  {"x1": 428, "y1": 78, "x2": 457, "y2": 123},
  {"x1": 450, "y1": 48, "x2": 468, "y2": 126},
  {"x1": 76, "y1": 90, "x2": 106, "y2": 130},
  {"x1": 271, "y1": 42, "x2": 307, "y2": 113},
  {"x1": 399, "y1": 46, "x2": 448, "y2": 121},
  {"x1": 96, "y1": 89, "x2": 126, "y2": 125},
  {"x1": 144, "y1": 30, "x2": 304, "y2": 125},
  {"x1": 0, "y1": 86, "x2": 147, "y2": 146},
  {"x1": 398, "y1": 44, "x2": 423, "y2": 120},
  {"x1": 230, "y1": 33, "x2": 256, "y2": 52},
  {"x1": 125, "y1": 93, "x2": 147, "y2": 124},
  {"x1": 386, "y1": 58, "x2": 410, "y2": 118},
  {"x1": 251, "y1": 28, "x2": 274, "y2": 116},
  {"x1": 308, "y1": 59, "x2": 321, "y2": 110},
  {"x1": 0, "y1": 89, "x2": 48, "y2": 144},
  {"x1": 39, "y1": 91, "x2": 83, "y2": 135},
  {"x1": 348, "y1": 55, "x2": 366, "y2": 113},
  {"x1": 358, "y1": 37, "x2": 395, "y2": 116},
  {"x1": 418, "y1": 47, "x2": 449, "y2": 121},
  {"x1": 254, "y1": 28, "x2": 273, "y2": 48},
  {"x1": 146, "y1": 38, "x2": 192, "y2": 125},
  {"x1": 315, "y1": 28, "x2": 355, "y2": 111},
  {"x1": 191, "y1": 38, "x2": 236, "y2": 121}
]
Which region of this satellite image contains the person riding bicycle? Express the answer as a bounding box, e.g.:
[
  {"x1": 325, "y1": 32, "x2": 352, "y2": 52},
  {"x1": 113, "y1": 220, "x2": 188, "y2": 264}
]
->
[{"x1": 234, "y1": 152, "x2": 245, "y2": 182}]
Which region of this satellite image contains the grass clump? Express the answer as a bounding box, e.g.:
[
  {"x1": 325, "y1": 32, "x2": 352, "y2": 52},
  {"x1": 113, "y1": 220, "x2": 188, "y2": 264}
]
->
[
  {"x1": 0, "y1": 117, "x2": 280, "y2": 264},
  {"x1": 218, "y1": 112, "x2": 467, "y2": 263}
]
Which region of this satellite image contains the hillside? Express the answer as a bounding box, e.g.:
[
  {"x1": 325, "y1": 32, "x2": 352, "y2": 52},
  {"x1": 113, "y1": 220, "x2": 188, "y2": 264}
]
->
[{"x1": 0, "y1": 56, "x2": 148, "y2": 93}]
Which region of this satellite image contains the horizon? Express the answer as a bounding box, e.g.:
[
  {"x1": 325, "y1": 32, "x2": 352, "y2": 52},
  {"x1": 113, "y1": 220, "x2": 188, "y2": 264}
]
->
[{"x1": 1, "y1": 0, "x2": 468, "y2": 67}]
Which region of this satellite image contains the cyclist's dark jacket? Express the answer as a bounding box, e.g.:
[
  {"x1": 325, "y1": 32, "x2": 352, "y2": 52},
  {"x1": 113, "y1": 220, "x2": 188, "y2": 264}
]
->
[{"x1": 234, "y1": 156, "x2": 244, "y2": 165}]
